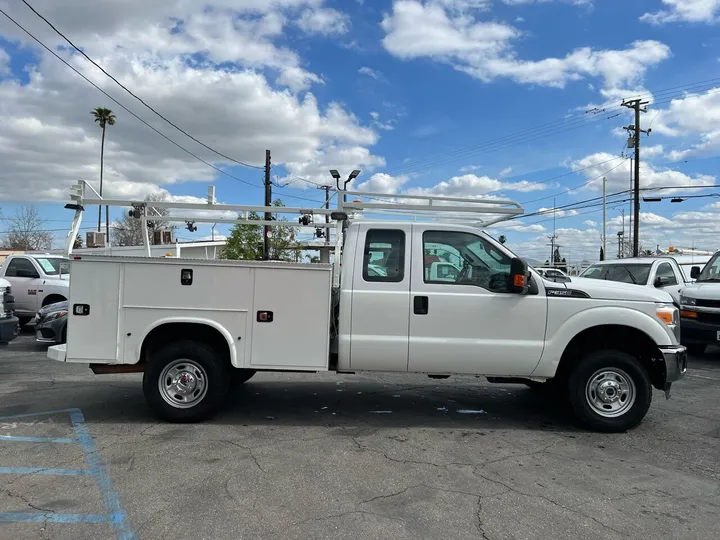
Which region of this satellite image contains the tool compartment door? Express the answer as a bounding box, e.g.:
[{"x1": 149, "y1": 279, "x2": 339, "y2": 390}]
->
[
  {"x1": 66, "y1": 260, "x2": 121, "y2": 362},
  {"x1": 250, "y1": 266, "x2": 331, "y2": 370}
]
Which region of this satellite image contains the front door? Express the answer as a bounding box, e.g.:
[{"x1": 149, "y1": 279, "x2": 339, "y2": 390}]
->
[
  {"x1": 408, "y1": 227, "x2": 547, "y2": 376},
  {"x1": 349, "y1": 224, "x2": 412, "y2": 372},
  {"x1": 4, "y1": 257, "x2": 41, "y2": 316}
]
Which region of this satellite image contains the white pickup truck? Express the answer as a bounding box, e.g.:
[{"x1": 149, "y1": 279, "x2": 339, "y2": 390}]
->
[
  {"x1": 48, "y1": 182, "x2": 687, "y2": 432},
  {"x1": 0, "y1": 254, "x2": 70, "y2": 325}
]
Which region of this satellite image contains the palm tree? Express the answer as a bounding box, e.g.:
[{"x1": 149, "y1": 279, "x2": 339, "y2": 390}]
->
[{"x1": 91, "y1": 107, "x2": 116, "y2": 239}]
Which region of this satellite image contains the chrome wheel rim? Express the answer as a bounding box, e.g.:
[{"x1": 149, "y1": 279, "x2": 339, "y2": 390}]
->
[
  {"x1": 585, "y1": 368, "x2": 636, "y2": 418},
  {"x1": 158, "y1": 359, "x2": 208, "y2": 409}
]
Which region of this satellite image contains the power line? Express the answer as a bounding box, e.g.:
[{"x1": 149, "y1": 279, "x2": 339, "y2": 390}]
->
[
  {"x1": 19, "y1": 0, "x2": 264, "y2": 171},
  {"x1": 381, "y1": 79, "x2": 720, "y2": 178},
  {"x1": 0, "y1": 7, "x2": 262, "y2": 190}
]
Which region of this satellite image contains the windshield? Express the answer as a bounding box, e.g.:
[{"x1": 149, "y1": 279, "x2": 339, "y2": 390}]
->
[
  {"x1": 33, "y1": 257, "x2": 70, "y2": 276},
  {"x1": 697, "y1": 252, "x2": 720, "y2": 282},
  {"x1": 581, "y1": 264, "x2": 652, "y2": 285}
]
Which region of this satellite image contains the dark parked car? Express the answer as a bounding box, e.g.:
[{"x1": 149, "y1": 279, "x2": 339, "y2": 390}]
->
[{"x1": 34, "y1": 300, "x2": 68, "y2": 344}]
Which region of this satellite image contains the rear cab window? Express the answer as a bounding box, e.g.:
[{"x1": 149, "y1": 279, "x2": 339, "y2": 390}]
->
[{"x1": 362, "y1": 229, "x2": 405, "y2": 282}]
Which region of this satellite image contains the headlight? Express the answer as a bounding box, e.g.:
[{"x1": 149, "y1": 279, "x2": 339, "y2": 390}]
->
[
  {"x1": 44, "y1": 310, "x2": 68, "y2": 322},
  {"x1": 680, "y1": 295, "x2": 696, "y2": 307},
  {"x1": 656, "y1": 304, "x2": 678, "y2": 326}
]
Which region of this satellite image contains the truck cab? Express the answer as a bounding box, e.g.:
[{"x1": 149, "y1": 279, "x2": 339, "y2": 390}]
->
[
  {"x1": 0, "y1": 254, "x2": 70, "y2": 324},
  {"x1": 579, "y1": 257, "x2": 687, "y2": 303},
  {"x1": 679, "y1": 250, "x2": 720, "y2": 355}
]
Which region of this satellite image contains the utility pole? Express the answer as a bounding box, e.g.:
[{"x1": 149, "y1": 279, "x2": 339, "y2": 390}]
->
[
  {"x1": 547, "y1": 197, "x2": 560, "y2": 266},
  {"x1": 264, "y1": 149, "x2": 271, "y2": 261},
  {"x1": 318, "y1": 185, "x2": 331, "y2": 263},
  {"x1": 622, "y1": 99, "x2": 650, "y2": 257},
  {"x1": 602, "y1": 176, "x2": 606, "y2": 261}
]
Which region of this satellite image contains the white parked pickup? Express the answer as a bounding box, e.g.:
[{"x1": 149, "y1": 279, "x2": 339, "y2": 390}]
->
[{"x1": 48, "y1": 182, "x2": 687, "y2": 432}]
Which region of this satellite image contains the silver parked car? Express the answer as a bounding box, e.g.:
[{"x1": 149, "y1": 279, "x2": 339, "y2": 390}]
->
[{"x1": 34, "y1": 300, "x2": 68, "y2": 344}]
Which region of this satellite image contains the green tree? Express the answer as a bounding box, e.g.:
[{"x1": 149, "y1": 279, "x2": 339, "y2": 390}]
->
[
  {"x1": 498, "y1": 234, "x2": 507, "y2": 245},
  {"x1": 221, "y1": 199, "x2": 298, "y2": 261},
  {"x1": 91, "y1": 107, "x2": 116, "y2": 240}
]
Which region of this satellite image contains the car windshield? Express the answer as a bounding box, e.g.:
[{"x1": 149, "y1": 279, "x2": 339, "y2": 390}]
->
[
  {"x1": 33, "y1": 257, "x2": 70, "y2": 276},
  {"x1": 697, "y1": 252, "x2": 720, "y2": 282},
  {"x1": 581, "y1": 264, "x2": 651, "y2": 285}
]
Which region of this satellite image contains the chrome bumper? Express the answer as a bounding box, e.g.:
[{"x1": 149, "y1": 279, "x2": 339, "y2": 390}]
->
[{"x1": 660, "y1": 345, "x2": 687, "y2": 398}]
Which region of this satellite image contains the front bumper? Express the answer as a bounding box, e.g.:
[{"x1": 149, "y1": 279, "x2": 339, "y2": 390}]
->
[
  {"x1": 659, "y1": 345, "x2": 687, "y2": 399},
  {"x1": 0, "y1": 316, "x2": 20, "y2": 343},
  {"x1": 34, "y1": 314, "x2": 67, "y2": 344},
  {"x1": 680, "y1": 316, "x2": 720, "y2": 345}
]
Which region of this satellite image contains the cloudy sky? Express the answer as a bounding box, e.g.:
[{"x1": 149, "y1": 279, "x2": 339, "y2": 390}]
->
[{"x1": 1, "y1": 0, "x2": 720, "y2": 261}]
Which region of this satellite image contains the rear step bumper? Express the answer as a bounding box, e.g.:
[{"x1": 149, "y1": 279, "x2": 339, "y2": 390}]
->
[{"x1": 48, "y1": 344, "x2": 67, "y2": 362}]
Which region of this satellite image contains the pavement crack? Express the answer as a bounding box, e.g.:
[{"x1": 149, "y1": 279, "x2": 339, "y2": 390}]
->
[
  {"x1": 471, "y1": 468, "x2": 624, "y2": 537},
  {"x1": 223, "y1": 440, "x2": 265, "y2": 472},
  {"x1": 359, "y1": 484, "x2": 421, "y2": 504},
  {"x1": 476, "y1": 496, "x2": 491, "y2": 540}
]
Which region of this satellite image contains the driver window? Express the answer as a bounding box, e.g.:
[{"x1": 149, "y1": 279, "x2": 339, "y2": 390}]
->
[
  {"x1": 656, "y1": 262, "x2": 677, "y2": 286},
  {"x1": 423, "y1": 231, "x2": 511, "y2": 292}
]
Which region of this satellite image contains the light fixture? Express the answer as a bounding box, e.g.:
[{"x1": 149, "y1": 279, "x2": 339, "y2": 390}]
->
[
  {"x1": 671, "y1": 197, "x2": 684, "y2": 203},
  {"x1": 642, "y1": 197, "x2": 662, "y2": 202},
  {"x1": 329, "y1": 170, "x2": 340, "y2": 180}
]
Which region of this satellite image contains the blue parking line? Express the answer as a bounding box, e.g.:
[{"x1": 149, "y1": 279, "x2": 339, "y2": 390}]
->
[
  {"x1": 0, "y1": 408, "x2": 79, "y2": 420},
  {"x1": 0, "y1": 467, "x2": 92, "y2": 475},
  {"x1": 0, "y1": 512, "x2": 121, "y2": 523},
  {"x1": 0, "y1": 408, "x2": 136, "y2": 540},
  {"x1": 69, "y1": 409, "x2": 136, "y2": 540},
  {"x1": 0, "y1": 435, "x2": 75, "y2": 443}
]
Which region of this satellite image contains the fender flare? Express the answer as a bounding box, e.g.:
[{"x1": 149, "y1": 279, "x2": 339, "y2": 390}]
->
[
  {"x1": 136, "y1": 316, "x2": 238, "y2": 367},
  {"x1": 532, "y1": 306, "x2": 673, "y2": 378}
]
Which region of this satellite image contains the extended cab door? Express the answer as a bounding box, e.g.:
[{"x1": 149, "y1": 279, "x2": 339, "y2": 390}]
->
[
  {"x1": 2, "y1": 257, "x2": 41, "y2": 316},
  {"x1": 653, "y1": 261, "x2": 683, "y2": 303},
  {"x1": 408, "y1": 226, "x2": 547, "y2": 376},
  {"x1": 349, "y1": 224, "x2": 412, "y2": 371}
]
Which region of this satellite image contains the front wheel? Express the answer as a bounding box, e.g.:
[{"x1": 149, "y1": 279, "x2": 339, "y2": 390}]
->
[
  {"x1": 568, "y1": 350, "x2": 652, "y2": 433},
  {"x1": 143, "y1": 340, "x2": 230, "y2": 422}
]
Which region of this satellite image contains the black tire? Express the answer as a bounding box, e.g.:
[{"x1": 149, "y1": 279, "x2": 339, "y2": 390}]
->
[
  {"x1": 231, "y1": 369, "x2": 256, "y2": 385},
  {"x1": 567, "y1": 349, "x2": 652, "y2": 433},
  {"x1": 143, "y1": 340, "x2": 230, "y2": 423},
  {"x1": 686, "y1": 343, "x2": 706, "y2": 356},
  {"x1": 60, "y1": 324, "x2": 67, "y2": 344}
]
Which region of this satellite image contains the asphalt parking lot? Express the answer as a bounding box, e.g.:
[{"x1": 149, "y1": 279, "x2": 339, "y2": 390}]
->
[{"x1": 1, "y1": 331, "x2": 719, "y2": 540}]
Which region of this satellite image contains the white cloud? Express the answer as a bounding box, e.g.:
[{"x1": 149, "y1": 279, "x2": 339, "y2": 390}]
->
[
  {"x1": 643, "y1": 144, "x2": 665, "y2": 158},
  {"x1": 649, "y1": 88, "x2": 720, "y2": 158},
  {"x1": 0, "y1": 1, "x2": 383, "y2": 202},
  {"x1": 640, "y1": 0, "x2": 720, "y2": 25},
  {"x1": 0, "y1": 47, "x2": 9, "y2": 76},
  {"x1": 570, "y1": 152, "x2": 716, "y2": 195},
  {"x1": 499, "y1": 166, "x2": 513, "y2": 177},
  {"x1": 381, "y1": 1, "x2": 670, "y2": 90},
  {"x1": 357, "y1": 173, "x2": 410, "y2": 193},
  {"x1": 359, "y1": 66, "x2": 382, "y2": 80},
  {"x1": 296, "y1": 7, "x2": 350, "y2": 35},
  {"x1": 369, "y1": 111, "x2": 395, "y2": 131},
  {"x1": 460, "y1": 164, "x2": 482, "y2": 172},
  {"x1": 584, "y1": 220, "x2": 597, "y2": 226},
  {"x1": 405, "y1": 173, "x2": 547, "y2": 197}
]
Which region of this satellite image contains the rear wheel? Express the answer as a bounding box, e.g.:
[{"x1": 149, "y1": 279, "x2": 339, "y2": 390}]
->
[
  {"x1": 686, "y1": 343, "x2": 706, "y2": 356},
  {"x1": 143, "y1": 340, "x2": 230, "y2": 422},
  {"x1": 568, "y1": 350, "x2": 651, "y2": 433}
]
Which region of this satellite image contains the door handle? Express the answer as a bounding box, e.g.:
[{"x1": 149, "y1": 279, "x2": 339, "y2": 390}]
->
[{"x1": 413, "y1": 296, "x2": 429, "y2": 315}]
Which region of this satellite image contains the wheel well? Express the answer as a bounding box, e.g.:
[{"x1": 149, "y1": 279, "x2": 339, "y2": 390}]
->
[
  {"x1": 42, "y1": 294, "x2": 66, "y2": 307},
  {"x1": 556, "y1": 325, "x2": 666, "y2": 390},
  {"x1": 140, "y1": 323, "x2": 231, "y2": 367}
]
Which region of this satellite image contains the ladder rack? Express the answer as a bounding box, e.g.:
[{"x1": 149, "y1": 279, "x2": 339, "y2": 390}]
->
[{"x1": 62, "y1": 180, "x2": 524, "y2": 287}]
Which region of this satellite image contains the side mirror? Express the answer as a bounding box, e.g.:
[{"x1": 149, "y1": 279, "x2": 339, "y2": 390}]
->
[
  {"x1": 508, "y1": 257, "x2": 529, "y2": 294},
  {"x1": 654, "y1": 276, "x2": 671, "y2": 288},
  {"x1": 16, "y1": 268, "x2": 39, "y2": 278},
  {"x1": 690, "y1": 266, "x2": 700, "y2": 279}
]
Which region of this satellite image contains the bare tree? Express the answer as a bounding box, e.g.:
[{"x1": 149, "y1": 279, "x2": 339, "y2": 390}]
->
[
  {"x1": 2, "y1": 206, "x2": 54, "y2": 251},
  {"x1": 111, "y1": 193, "x2": 176, "y2": 246}
]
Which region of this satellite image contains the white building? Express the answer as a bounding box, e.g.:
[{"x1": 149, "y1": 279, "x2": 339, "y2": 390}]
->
[{"x1": 45, "y1": 240, "x2": 227, "y2": 259}]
